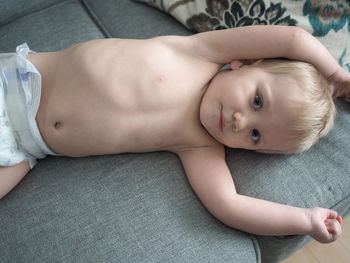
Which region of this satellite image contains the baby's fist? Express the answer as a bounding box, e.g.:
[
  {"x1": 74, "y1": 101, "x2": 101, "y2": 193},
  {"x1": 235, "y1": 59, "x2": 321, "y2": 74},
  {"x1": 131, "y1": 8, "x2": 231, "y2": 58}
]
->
[
  {"x1": 325, "y1": 218, "x2": 342, "y2": 241},
  {"x1": 308, "y1": 207, "x2": 342, "y2": 243}
]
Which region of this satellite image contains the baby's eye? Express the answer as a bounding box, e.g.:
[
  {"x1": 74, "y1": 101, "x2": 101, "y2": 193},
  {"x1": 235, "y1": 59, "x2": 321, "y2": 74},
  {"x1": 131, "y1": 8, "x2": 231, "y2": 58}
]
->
[
  {"x1": 251, "y1": 129, "x2": 260, "y2": 144},
  {"x1": 253, "y1": 94, "x2": 263, "y2": 110}
]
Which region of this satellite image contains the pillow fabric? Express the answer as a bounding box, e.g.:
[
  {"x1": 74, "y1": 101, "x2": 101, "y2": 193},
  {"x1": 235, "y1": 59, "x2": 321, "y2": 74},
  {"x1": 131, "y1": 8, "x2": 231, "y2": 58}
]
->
[{"x1": 136, "y1": 0, "x2": 350, "y2": 70}]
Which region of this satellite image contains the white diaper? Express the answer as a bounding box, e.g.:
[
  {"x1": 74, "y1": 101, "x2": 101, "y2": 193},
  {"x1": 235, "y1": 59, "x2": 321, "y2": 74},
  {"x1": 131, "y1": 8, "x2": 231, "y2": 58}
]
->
[{"x1": 0, "y1": 43, "x2": 58, "y2": 169}]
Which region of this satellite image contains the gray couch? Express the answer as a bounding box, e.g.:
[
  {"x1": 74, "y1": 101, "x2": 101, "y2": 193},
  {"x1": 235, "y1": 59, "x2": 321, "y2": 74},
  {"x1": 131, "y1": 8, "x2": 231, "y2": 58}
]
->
[{"x1": 0, "y1": 1, "x2": 349, "y2": 262}]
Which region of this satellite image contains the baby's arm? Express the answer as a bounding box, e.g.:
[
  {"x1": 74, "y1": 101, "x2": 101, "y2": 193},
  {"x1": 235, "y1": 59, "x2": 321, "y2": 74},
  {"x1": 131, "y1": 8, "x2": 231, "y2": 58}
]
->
[
  {"x1": 190, "y1": 25, "x2": 340, "y2": 79},
  {"x1": 177, "y1": 145, "x2": 342, "y2": 243}
]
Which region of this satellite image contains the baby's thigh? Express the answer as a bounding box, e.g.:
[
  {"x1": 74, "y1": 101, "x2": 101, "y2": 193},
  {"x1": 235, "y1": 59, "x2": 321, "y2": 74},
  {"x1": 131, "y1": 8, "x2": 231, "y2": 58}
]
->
[{"x1": 0, "y1": 161, "x2": 30, "y2": 199}]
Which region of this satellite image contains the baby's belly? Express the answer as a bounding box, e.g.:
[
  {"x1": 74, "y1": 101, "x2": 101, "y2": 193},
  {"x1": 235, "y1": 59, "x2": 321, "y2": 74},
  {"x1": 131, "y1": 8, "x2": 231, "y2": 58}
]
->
[
  {"x1": 35, "y1": 82, "x2": 177, "y2": 157},
  {"x1": 35, "y1": 77, "x2": 130, "y2": 156},
  {"x1": 36, "y1": 102, "x2": 124, "y2": 157},
  {"x1": 36, "y1": 109, "x2": 178, "y2": 157},
  {"x1": 32, "y1": 48, "x2": 131, "y2": 156},
  {"x1": 35, "y1": 83, "x2": 194, "y2": 157}
]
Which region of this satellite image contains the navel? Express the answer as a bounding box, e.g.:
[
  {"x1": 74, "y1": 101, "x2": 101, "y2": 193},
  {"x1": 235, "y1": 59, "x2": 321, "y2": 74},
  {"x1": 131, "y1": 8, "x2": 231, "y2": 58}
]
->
[{"x1": 54, "y1": 121, "x2": 63, "y2": 129}]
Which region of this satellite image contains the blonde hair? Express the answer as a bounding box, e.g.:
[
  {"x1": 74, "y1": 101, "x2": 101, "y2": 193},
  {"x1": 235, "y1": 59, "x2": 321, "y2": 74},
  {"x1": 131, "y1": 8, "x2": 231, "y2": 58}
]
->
[{"x1": 251, "y1": 59, "x2": 336, "y2": 154}]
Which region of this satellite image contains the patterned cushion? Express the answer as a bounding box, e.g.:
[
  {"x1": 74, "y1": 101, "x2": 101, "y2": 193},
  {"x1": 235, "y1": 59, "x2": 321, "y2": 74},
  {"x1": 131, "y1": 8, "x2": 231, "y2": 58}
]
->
[{"x1": 136, "y1": 0, "x2": 350, "y2": 70}]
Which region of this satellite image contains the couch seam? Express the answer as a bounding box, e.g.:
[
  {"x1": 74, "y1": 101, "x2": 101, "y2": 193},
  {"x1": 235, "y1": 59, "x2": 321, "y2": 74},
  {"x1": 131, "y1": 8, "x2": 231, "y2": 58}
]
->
[
  {"x1": 250, "y1": 234, "x2": 262, "y2": 263},
  {"x1": 79, "y1": 0, "x2": 112, "y2": 38},
  {"x1": 330, "y1": 193, "x2": 350, "y2": 216}
]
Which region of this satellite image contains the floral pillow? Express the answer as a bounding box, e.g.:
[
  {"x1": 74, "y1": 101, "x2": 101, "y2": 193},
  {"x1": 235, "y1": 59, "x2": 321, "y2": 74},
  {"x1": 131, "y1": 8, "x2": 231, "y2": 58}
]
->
[{"x1": 135, "y1": 0, "x2": 350, "y2": 70}]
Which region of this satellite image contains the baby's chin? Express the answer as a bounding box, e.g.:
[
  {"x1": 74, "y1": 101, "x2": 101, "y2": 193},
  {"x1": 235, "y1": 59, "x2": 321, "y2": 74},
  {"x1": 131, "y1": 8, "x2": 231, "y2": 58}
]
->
[{"x1": 203, "y1": 124, "x2": 225, "y2": 145}]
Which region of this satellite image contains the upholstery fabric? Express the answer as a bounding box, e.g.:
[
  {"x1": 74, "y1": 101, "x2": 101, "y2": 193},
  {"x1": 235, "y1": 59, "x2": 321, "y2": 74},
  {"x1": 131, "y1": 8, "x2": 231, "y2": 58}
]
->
[
  {"x1": 136, "y1": 0, "x2": 350, "y2": 70},
  {"x1": 82, "y1": 0, "x2": 192, "y2": 38},
  {"x1": 1, "y1": 153, "x2": 260, "y2": 263}
]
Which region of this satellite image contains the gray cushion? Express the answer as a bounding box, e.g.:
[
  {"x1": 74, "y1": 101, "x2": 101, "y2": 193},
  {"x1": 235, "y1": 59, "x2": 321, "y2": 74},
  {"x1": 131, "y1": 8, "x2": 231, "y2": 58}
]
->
[
  {"x1": 82, "y1": 0, "x2": 192, "y2": 38},
  {"x1": 0, "y1": 153, "x2": 260, "y2": 263},
  {"x1": 0, "y1": 0, "x2": 62, "y2": 26},
  {"x1": 0, "y1": 0, "x2": 104, "y2": 52}
]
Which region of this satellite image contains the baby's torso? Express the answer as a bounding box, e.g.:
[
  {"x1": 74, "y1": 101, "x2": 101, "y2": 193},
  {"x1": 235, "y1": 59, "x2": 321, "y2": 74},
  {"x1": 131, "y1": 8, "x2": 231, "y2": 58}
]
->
[{"x1": 29, "y1": 38, "x2": 220, "y2": 157}]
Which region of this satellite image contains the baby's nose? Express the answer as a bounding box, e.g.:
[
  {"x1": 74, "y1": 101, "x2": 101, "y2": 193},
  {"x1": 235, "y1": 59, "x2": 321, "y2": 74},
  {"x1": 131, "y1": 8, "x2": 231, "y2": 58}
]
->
[{"x1": 232, "y1": 112, "x2": 247, "y2": 132}]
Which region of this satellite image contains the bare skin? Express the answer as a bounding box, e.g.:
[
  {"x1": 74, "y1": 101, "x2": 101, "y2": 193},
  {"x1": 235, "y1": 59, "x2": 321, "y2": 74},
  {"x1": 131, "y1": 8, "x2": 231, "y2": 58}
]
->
[{"x1": 31, "y1": 38, "x2": 220, "y2": 156}]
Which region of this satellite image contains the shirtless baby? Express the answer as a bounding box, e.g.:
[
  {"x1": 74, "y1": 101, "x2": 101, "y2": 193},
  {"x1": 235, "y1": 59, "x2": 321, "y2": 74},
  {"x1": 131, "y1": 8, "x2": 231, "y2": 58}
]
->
[{"x1": 1, "y1": 25, "x2": 349, "y2": 243}]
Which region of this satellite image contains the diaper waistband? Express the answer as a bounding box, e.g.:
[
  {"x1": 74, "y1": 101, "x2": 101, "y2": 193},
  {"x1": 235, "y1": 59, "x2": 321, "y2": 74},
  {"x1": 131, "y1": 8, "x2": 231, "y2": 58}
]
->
[
  {"x1": 0, "y1": 43, "x2": 58, "y2": 166},
  {"x1": 16, "y1": 44, "x2": 58, "y2": 156}
]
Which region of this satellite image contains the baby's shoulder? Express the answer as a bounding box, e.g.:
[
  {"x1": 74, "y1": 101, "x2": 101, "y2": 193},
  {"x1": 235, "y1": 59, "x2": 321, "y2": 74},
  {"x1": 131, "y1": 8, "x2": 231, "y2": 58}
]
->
[{"x1": 174, "y1": 140, "x2": 227, "y2": 180}]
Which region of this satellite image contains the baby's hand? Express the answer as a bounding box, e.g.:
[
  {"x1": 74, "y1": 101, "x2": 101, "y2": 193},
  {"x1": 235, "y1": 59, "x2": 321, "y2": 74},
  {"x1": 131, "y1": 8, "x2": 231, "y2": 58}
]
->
[
  {"x1": 328, "y1": 67, "x2": 350, "y2": 102},
  {"x1": 307, "y1": 207, "x2": 342, "y2": 243}
]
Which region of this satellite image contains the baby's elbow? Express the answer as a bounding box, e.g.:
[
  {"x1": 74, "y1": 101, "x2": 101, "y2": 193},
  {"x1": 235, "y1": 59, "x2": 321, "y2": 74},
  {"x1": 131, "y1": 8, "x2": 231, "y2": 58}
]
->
[
  {"x1": 203, "y1": 191, "x2": 238, "y2": 219},
  {"x1": 284, "y1": 27, "x2": 309, "y2": 58},
  {"x1": 288, "y1": 26, "x2": 308, "y2": 38},
  {"x1": 290, "y1": 27, "x2": 310, "y2": 47}
]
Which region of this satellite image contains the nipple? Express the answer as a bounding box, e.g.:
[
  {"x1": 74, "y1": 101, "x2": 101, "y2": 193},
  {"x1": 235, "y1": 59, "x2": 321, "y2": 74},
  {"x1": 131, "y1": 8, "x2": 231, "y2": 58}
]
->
[{"x1": 156, "y1": 75, "x2": 165, "y2": 84}]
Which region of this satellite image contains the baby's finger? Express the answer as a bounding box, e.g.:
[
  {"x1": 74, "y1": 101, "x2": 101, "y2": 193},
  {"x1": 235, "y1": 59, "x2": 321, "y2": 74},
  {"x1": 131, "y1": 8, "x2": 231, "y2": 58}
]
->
[
  {"x1": 327, "y1": 210, "x2": 338, "y2": 220},
  {"x1": 337, "y1": 215, "x2": 343, "y2": 224},
  {"x1": 325, "y1": 219, "x2": 342, "y2": 240}
]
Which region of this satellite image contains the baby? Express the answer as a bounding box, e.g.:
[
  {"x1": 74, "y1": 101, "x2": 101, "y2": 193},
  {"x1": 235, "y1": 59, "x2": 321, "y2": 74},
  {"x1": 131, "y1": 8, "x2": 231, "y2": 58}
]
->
[{"x1": 1, "y1": 25, "x2": 349, "y2": 243}]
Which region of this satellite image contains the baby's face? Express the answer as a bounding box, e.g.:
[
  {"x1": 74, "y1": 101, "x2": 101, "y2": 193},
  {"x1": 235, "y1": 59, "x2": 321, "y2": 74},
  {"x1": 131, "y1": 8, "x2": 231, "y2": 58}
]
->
[{"x1": 200, "y1": 66, "x2": 302, "y2": 152}]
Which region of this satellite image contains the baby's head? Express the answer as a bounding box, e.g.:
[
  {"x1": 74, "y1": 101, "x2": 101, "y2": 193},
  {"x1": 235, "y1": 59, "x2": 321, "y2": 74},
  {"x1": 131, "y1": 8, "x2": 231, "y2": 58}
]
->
[
  {"x1": 200, "y1": 59, "x2": 336, "y2": 154},
  {"x1": 254, "y1": 59, "x2": 335, "y2": 153}
]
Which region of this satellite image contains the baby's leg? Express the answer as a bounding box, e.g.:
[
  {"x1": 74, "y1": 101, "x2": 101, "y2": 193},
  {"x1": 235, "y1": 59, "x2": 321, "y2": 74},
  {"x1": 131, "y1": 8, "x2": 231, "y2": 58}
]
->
[{"x1": 0, "y1": 161, "x2": 30, "y2": 199}]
